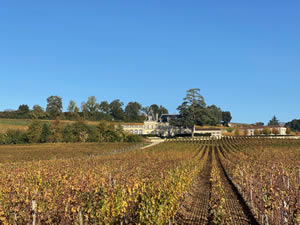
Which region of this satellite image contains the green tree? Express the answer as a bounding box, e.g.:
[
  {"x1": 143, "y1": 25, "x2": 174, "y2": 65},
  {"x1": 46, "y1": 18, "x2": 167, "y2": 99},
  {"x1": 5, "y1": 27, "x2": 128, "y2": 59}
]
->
[
  {"x1": 72, "y1": 120, "x2": 89, "y2": 142},
  {"x1": 63, "y1": 124, "x2": 74, "y2": 142},
  {"x1": 125, "y1": 102, "x2": 143, "y2": 122},
  {"x1": 46, "y1": 96, "x2": 63, "y2": 119},
  {"x1": 0, "y1": 133, "x2": 6, "y2": 144},
  {"x1": 147, "y1": 104, "x2": 169, "y2": 120},
  {"x1": 27, "y1": 121, "x2": 43, "y2": 143},
  {"x1": 40, "y1": 123, "x2": 51, "y2": 143},
  {"x1": 30, "y1": 105, "x2": 46, "y2": 119},
  {"x1": 109, "y1": 99, "x2": 125, "y2": 121},
  {"x1": 268, "y1": 115, "x2": 279, "y2": 126},
  {"x1": 234, "y1": 128, "x2": 240, "y2": 136},
  {"x1": 172, "y1": 88, "x2": 206, "y2": 137},
  {"x1": 263, "y1": 127, "x2": 271, "y2": 135},
  {"x1": 67, "y1": 100, "x2": 79, "y2": 113},
  {"x1": 49, "y1": 118, "x2": 63, "y2": 142},
  {"x1": 207, "y1": 105, "x2": 222, "y2": 125},
  {"x1": 67, "y1": 100, "x2": 80, "y2": 120},
  {"x1": 158, "y1": 105, "x2": 168, "y2": 118},
  {"x1": 226, "y1": 127, "x2": 234, "y2": 133},
  {"x1": 18, "y1": 104, "x2": 30, "y2": 115},
  {"x1": 99, "y1": 101, "x2": 110, "y2": 114},
  {"x1": 272, "y1": 128, "x2": 280, "y2": 135},
  {"x1": 285, "y1": 119, "x2": 300, "y2": 132},
  {"x1": 5, "y1": 129, "x2": 27, "y2": 144},
  {"x1": 254, "y1": 129, "x2": 260, "y2": 136},
  {"x1": 221, "y1": 111, "x2": 232, "y2": 126},
  {"x1": 81, "y1": 96, "x2": 99, "y2": 120},
  {"x1": 86, "y1": 96, "x2": 99, "y2": 114}
]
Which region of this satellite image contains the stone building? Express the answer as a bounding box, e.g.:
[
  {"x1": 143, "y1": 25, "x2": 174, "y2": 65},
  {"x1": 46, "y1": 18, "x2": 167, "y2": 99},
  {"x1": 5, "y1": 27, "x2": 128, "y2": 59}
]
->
[{"x1": 121, "y1": 113, "x2": 222, "y2": 138}]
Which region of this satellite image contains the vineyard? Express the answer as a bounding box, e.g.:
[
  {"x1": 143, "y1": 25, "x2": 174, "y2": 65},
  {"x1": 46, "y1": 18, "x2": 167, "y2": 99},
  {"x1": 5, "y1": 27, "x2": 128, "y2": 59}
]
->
[{"x1": 0, "y1": 138, "x2": 299, "y2": 224}]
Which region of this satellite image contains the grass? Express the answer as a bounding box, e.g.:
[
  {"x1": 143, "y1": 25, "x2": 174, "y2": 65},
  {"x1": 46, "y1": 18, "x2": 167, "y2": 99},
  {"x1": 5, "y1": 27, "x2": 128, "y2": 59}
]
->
[
  {"x1": 0, "y1": 118, "x2": 145, "y2": 133},
  {"x1": 0, "y1": 119, "x2": 29, "y2": 133},
  {"x1": 0, "y1": 142, "x2": 143, "y2": 163}
]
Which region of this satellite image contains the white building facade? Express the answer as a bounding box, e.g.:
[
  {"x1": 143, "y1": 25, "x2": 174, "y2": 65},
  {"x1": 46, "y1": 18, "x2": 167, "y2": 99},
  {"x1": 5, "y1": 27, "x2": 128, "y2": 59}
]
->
[
  {"x1": 247, "y1": 126, "x2": 287, "y2": 136},
  {"x1": 121, "y1": 114, "x2": 222, "y2": 138}
]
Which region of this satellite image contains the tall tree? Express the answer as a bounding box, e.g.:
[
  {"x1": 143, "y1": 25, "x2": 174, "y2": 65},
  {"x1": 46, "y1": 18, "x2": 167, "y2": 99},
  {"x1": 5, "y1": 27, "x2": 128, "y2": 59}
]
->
[
  {"x1": 285, "y1": 119, "x2": 300, "y2": 132},
  {"x1": 86, "y1": 96, "x2": 99, "y2": 114},
  {"x1": 145, "y1": 104, "x2": 169, "y2": 121},
  {"x1": 30, "y1": 105, "x2": 46, "y2": 119},
  {"x1": 158, "y1": 105, "x2": 169, "y2": 117},
  {"x1": 46, "y1": 96, "x2": 63, "y2": 119},
  {"x1": 18, "y1": 104, "x2": 30, "y2": 115},
  {"x1": 207, "y1": 105, "x2": 222, "y2": 125},
  {"x1": 99, "y1": 101, "x2": 110, "y2": 114},
  {"x1": 67, "y1": 100, "x2": 79, "y2": 113},
  {"x1": 109, "y1": 99, "x2": 125, "y2": 121},
  {"x1": 171, "y1": 88, "x2": 206, "y2": 137},
  {"x1": 221, "y1": 111, "x2": 232, "y2": 126},
  {"x1": 149, "y1": 104, "x2": 159, "y2": 120},
  {"x1": 67, "y1": 100, "x2": 79, "y2": 120},
  {"x1": 81, "y1": 96, "x2": 100, "y2": 120},
  {"x1": 125, "y1": 102, "x2": 143, "y2": 122},
  {"x1": 27, "y1": 121, "x2": 43, "y2": 143},
  {"x1": 268, "y1": 115, "x2": 279, "y2": 126}
]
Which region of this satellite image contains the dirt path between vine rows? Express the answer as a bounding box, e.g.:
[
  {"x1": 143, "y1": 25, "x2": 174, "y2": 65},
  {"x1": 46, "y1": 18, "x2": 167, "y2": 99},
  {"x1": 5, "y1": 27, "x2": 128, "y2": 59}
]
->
[
  {"x1": 174, "y1": 147, "x2": 212, "y2": 224},
  {"x1": 173, "y1": 146, "x2": 259, "y2": 225},
  {"x1": 214, "y1": 147, "x2": 259, "y2": 225}
]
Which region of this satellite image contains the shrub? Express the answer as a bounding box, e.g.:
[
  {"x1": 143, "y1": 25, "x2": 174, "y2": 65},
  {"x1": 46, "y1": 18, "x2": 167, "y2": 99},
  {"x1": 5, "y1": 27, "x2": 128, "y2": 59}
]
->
[
  {"x1": 5, "y1": 129, "x2": 27, "y2": 144},
  {"x1": 125, "y1": 134, "x2": 143, "y2": 142},
  {"x1": 254, "y1": 129, "x2": 260, "y2": 136},
  {"x1": 72, "y1": 121, "x2": 90, "y2": 142},
  {"x1": 27, "y1": 121, "x2": 43, "y2": 143},
  {"x1": 272, "y1": 128, "x2": 280, "y2": 135},
  {"x1": 95, "y1": 122, "x2": 124, "y2": 142},
  {"x1": 263, "y1": 127, "x2": 271, "y2": 135},
  {"x1": 0, "y1": 133, "x2": 6, "y2": 144},
  {"x1": 63, "y1": 124, "x2": 74, "y2": 143},
  {"x1": 234, "y1": 128, "x2": 240, "y2": 136},
  {"x1": 226, "y1": 127, "x2": 234, "y2": 133},
  {"x1": 87, "y1": 126, "x2": 98, "y2": 142},
  {"x1": 40, "y1": 123, "x2": 51, "y2": 143},
  {"x1": 49, "y1": 119, "x2": 63, "y2": 142}
]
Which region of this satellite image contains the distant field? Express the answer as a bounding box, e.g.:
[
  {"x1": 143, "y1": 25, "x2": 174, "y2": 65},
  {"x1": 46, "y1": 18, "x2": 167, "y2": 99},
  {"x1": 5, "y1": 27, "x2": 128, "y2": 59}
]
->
[
  {"x1": 0, "y1": 142, "x2": 143, "y2": 163},
  {"x1": 0, "y1": 118, "x2": 118, "y2": 133},
  {"x1": 0, "y1": 119, "x2": 29, "y2": 133}
]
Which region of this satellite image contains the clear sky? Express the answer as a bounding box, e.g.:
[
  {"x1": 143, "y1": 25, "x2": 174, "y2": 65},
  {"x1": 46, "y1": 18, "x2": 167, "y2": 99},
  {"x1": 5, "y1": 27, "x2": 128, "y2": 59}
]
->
[{"x1": 0, "y1": 1, "x2": 299, "y2": 124}]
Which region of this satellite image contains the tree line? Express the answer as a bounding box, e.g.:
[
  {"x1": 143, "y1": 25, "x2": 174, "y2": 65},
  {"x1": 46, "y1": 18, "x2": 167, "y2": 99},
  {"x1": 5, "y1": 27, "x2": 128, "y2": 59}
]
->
[
  {"x1": 0, "y1": 119, "x2": 143, "y2": 145},
  {"x1": 0, "y1": 96, "x2": 168, "y2": 122}
]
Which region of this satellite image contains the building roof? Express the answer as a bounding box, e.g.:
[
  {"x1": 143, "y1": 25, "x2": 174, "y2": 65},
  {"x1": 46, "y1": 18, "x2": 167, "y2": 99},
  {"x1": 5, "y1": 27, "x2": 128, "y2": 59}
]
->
[
  {"x1": 195, "y1": 128, "x2": 221, "y2": 131},
  {"x1": 159, "y1": 114, "x2": 180, "y2": 123},
  {"x1": 248, "y1": 125, "x2": 286, "y2": 129}
]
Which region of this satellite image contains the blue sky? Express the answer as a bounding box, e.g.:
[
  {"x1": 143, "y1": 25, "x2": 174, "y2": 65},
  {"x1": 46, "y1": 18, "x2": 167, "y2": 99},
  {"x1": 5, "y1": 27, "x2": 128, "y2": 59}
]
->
[{"x1": 0, "y1": 1, "x2": 299, "y2": 124}]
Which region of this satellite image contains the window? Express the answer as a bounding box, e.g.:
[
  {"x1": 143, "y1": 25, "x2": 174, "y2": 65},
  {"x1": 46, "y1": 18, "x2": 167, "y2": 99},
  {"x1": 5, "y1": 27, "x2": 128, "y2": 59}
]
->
[
  {"x1": 134, "y1": 129, "x2": 138, "y2": 134},
  {"x1": 139, "y1": 130, "x2": 143, "y2": 134}
]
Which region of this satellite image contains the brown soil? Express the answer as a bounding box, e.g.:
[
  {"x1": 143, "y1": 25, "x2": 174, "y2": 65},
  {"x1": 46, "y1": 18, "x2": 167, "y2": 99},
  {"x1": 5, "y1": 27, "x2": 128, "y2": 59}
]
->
[{"x1": 173, "y1": 146, "x2": 259, "y2": 225}]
